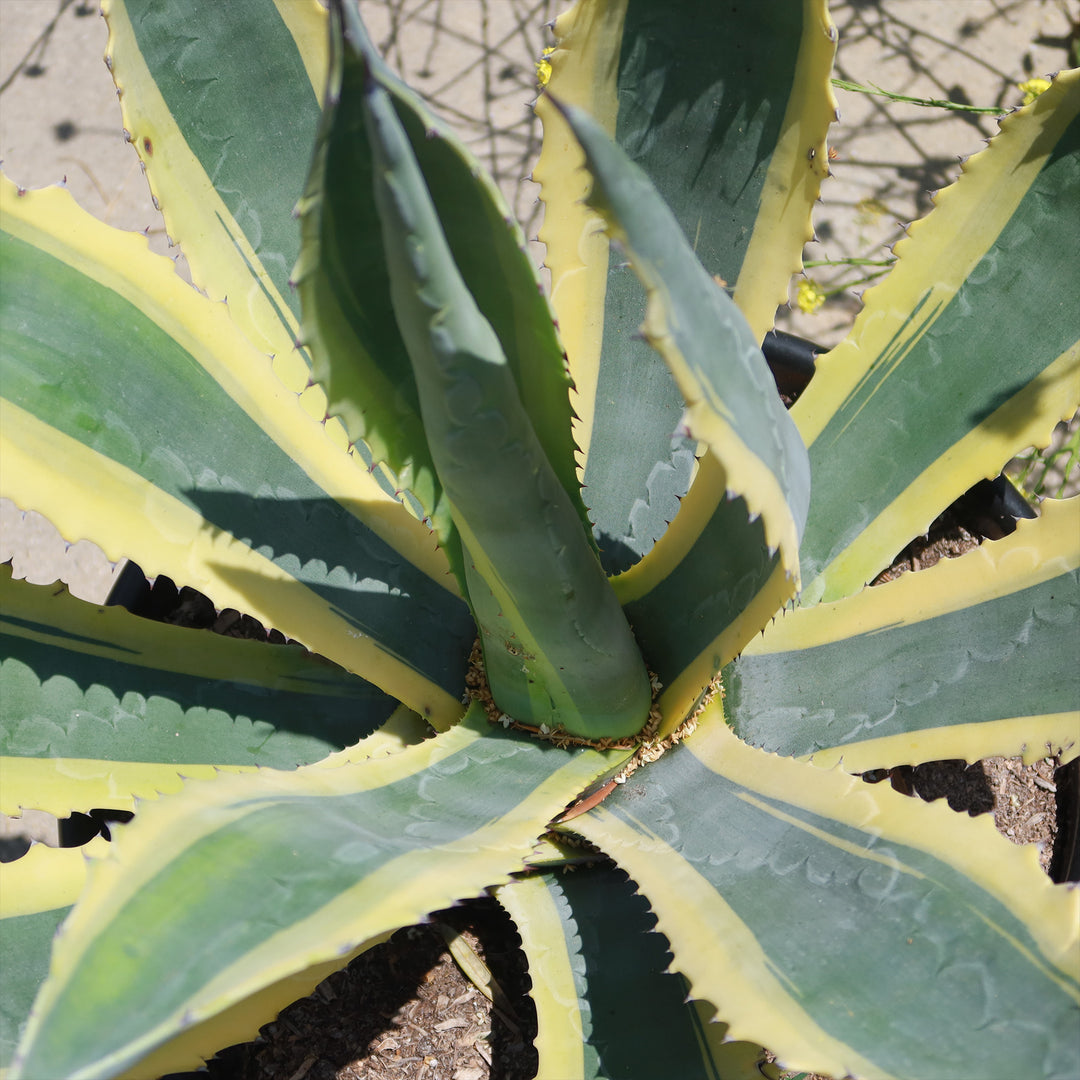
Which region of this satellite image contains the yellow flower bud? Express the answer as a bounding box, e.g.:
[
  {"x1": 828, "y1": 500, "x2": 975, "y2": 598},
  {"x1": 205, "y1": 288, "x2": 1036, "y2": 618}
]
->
[
  {"x1": 536, "y1": 47, "x2": 555, "y2": 88},
  {"x1": 796, "y1": 278, "x2": 825, "y2": 314},
  {"x1": 1018, "y1": 77, "x2": 1051, "y2": 106}
]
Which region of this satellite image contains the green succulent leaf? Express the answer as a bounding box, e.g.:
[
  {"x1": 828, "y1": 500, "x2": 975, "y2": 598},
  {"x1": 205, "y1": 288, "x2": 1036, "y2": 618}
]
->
[
  {"x1": 0, "y1": 564, "x2": 405, "y2": 801},
  {"x1": 725, "y1": 498, "x2": 1080, "y2": 770},
  {"x1": 293, "y1": 0, "x2": 589, "y2": 565},
  {"x1": 569, "y1": 708, "x2": 1080, "y2": 1080},
  {"x1": 559, "y1": 103, "x2": 811, "y2": 563},
  {"x1": 10, "y1": 705, "x2": 625, "y2": 1080},
  {"x1": 555, "y1": 103, "x2": 811, "y2": 732},
  {"x1": 291, "y1": 0, "x2": 443, "y2": 541},
  {"x1": 0, "y1": 175, "x2": 473, "y2": 729},
  {"x1": 3, "y1": 1, "x2": 1077, "y2": 1076},
  {"x1": 795, "y1": 69, "x2": 1080, "y2": 604},
  {"x1": 101, "y1": 0, "x2": 326, "y2": 397},
  {"x1": 536, "y1": 0, "x2": 835, "y2": 571},
  {"x1": 360, "y1": 56, "x2": 651, "y2": 738},
  {"x1": 497, "y1": 866, "x2": 774, "y2": 1080},
  {"x1": 617, "y1": 483, "x2": 791, "y2": 736},
  {"x1": 0, "y1": 562, "x2": 425, "y2": 1070},
  {"x1": 1, "y1": 898, "x2": 72, "y2": 1070}
]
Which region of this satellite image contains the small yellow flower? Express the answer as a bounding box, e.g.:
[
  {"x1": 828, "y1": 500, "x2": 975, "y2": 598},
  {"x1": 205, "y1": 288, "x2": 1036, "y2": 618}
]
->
[
  {"x1": 1018, "y1": 77, "x2": 1051, "y2": 106},
  {"x1": 536, "y1": 47, "x2": 555, "y2": 88},
  {"x1": 796, "y1": 278, "x2": 826, "y2": 314}
]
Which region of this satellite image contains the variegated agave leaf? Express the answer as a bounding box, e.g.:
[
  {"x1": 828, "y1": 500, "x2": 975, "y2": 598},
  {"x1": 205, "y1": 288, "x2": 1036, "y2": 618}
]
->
[
  {"x1": 536, "y1": 0, "x2": 835, "y2": 575},
  {"x1": 794, "y1": 69, "x2": 1080, "y2": 605},
  {"x1": 1, "y1": 1, "x2": 1077, "y2": 1078}
]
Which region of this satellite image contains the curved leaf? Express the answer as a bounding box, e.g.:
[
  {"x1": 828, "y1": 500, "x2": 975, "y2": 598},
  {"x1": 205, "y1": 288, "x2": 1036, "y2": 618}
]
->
[
  {"x1": 556, "y1": 105, "x2": 810, "y2": 732},
  {"x1": 617, "y1": 479, "x2": 793, "y2": 736},
  {"x1": 0, "y1": 177, "x2": 473, "y2": 728},
  {"x1": 0, "y1": 708, "x2": 424, "y2": 1073},
  {"x1": 293, "y1": 1, "x2": 588, "y2": 558},
  {"x1": 726, "y1": 498, "x2": 1080, "y2": 769},
  {"x1": 561, "y1": 103, "x2": 810, "y2": 569},
  {"x1": 0, "y1": 567, "x2": 397, "y2": 775},
  {"x1": 794, "y1": 69, "x2": 1080, "y2": 604},
  {"x1": 102, "y1": 0, "x2": 325, "y2": 389},
  {"x1": 11, "y1": 706, "x2": 624, "y2": 1080},
  {"x1": 536, "y1": 0, "x2": 834, "y2": 570},
  {"x1": 497, "y1": 867, "x2": 774, "y2": 1080},
  {"x1": 361, "y1": 63, "x2": 651, "y2": 738},
  {"x1": 569, "y1": 708, "x2": 1080, "y2": 1079}
]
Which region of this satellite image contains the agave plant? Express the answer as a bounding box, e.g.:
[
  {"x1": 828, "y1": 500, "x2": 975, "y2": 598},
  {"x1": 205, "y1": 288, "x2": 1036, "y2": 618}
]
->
[{"x1": 1, "y1": 0, "x2": 1078, "y2": 1077}]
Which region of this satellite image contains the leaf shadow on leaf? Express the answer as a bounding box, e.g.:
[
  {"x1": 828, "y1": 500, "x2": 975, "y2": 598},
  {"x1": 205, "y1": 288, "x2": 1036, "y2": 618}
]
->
[
  {"x1": 616, "y1": 0, "x2": 799, "y2": 273},
  {"x1": 965, "y1": 376, "x2": 1048, "y2": 429},
  {"x1": 594, "y1": 529, "x2": 649, "y2": 576},
  {"x1": 181, "y1": 489, "x2": 476, "y2": 695},
  {"x1": 1, "y1": 620, "x2": 394, "y2": 769},
  {"x1": 549, "y1": 862, "x2": 752, "y2": 1078},
  {"x1": 580, "y1": 0, "x2": 806, "y2": 574}
]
